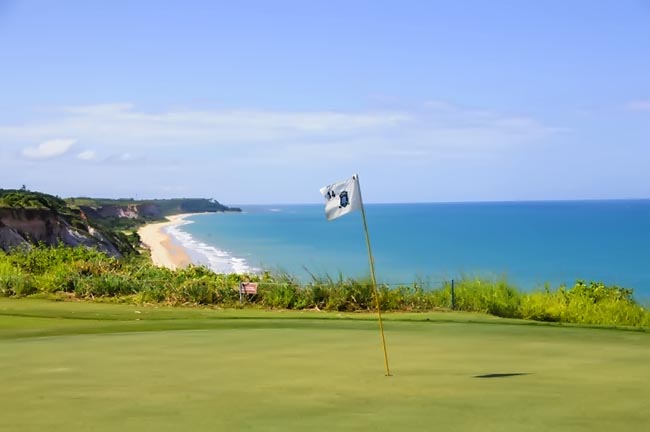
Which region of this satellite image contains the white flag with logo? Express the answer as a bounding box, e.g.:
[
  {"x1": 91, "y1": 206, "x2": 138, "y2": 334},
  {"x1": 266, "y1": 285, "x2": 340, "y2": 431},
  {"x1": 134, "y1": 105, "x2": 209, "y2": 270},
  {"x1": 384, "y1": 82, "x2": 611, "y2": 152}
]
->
[{"x1": 320, "y1": 175, "x2": 361, "y2": 221}]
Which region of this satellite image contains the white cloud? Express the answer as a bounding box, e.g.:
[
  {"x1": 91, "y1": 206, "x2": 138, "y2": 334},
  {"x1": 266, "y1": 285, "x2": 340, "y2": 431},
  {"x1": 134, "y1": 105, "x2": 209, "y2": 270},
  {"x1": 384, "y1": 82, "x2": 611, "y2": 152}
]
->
[
  {"x1": 2, "y1": 102, "x2": 561, "y2": 168},
  {"x1": 625, "y1": 100, "x2": 650, "y2": 111},
  {"x1": 77, "y1": 150, "x2": 96, "y2": 160},
  {"x1": 21, "y1": 138, "x2": 76, "y2": 159},
  {"x1": 101, "y1": 151, "x2": 146, "y2": 165}
]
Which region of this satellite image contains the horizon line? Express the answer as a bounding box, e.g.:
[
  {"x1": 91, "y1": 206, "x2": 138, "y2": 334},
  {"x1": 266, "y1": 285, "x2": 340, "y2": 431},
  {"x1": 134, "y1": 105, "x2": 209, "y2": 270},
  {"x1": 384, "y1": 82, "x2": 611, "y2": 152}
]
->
[{"x1": 229, "y1": 197, "x2": 650, "y2": 206}]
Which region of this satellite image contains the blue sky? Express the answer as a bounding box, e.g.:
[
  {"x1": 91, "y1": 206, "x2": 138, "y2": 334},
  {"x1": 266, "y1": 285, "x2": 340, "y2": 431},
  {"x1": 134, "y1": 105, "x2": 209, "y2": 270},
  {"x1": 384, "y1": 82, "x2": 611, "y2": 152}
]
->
[{"x1": 1, "y1": 0, "x2": 649, "y2": 204}]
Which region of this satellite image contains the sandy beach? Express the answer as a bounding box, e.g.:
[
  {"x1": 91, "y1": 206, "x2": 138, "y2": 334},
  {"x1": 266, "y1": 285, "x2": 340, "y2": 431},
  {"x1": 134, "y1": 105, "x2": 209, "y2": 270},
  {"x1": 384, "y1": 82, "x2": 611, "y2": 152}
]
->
[{"x1": 138, "y1": 214, "x2": 195, "y2": 270}]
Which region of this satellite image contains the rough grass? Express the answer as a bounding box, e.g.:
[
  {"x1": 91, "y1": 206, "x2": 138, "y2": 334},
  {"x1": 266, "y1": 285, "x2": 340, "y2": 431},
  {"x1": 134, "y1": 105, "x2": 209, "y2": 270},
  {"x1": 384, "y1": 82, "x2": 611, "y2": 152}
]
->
[
  {"x1": 1, "y1": 298, "x2": 649, "y2": 432},
  {"x1": 2, "y1": 246, "x2": 649, "y2": 328}
]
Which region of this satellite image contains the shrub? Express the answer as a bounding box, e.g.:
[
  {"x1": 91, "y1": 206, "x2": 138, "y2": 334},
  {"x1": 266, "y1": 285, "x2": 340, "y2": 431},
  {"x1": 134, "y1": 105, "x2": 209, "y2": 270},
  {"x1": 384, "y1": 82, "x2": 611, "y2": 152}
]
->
[
  {"x1": 175, "y1": 277, "x2": 217, "y2": 305},
  {"x1": 260, "y1": 282, "x2": 299, "y2": 309},
  {"x1": 452, "y1": 277, "x2": 522, "y2": 318},
  {"x1": 74, "y1": 273, "x2": 137, "y2": 298},
  {"x1": 0, "y1": 261, "x2": 37, "y2": 297}
]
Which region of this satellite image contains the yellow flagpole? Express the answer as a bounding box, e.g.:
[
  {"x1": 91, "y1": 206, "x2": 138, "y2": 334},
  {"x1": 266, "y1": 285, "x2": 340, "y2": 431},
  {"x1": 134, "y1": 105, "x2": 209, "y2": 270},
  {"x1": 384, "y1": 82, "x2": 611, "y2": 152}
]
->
[{"x1": 355, "y1": 174, "x2": 391, "y2": 377}]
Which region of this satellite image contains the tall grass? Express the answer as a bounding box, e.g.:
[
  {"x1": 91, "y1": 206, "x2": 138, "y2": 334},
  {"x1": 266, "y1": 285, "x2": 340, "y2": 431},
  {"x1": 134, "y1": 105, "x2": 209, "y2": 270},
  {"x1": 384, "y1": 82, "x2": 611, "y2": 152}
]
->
[
  {"x1": 450, "y1": 277, "x2": 522, "y2": 317},
  {"x1": 0, "y1": 260, "x2": 36, "y2": 297},
  {"x1": 520, "y1": 281, "x2": 648, "y2": 326},
  {"x1": 1, "y1": 245, "x2": 648, "y2": 327}
]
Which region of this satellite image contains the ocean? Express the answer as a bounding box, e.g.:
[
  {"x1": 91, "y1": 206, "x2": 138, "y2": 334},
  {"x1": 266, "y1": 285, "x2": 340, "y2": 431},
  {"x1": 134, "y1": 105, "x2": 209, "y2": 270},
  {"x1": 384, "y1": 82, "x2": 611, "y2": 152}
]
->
[{"x1": 165, "y1": 200, "x2": 650, "y2": 300}]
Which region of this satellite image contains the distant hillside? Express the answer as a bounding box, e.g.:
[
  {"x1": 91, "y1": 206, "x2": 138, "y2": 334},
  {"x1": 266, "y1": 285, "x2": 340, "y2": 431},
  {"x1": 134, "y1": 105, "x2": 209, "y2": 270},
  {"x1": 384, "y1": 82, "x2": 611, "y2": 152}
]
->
[
  {"x1": 67, "y1": 197, "x2": 241, "y2": 233},
  {"x1": 68, "y1": 197, "x2": 241, "y2": 217}
]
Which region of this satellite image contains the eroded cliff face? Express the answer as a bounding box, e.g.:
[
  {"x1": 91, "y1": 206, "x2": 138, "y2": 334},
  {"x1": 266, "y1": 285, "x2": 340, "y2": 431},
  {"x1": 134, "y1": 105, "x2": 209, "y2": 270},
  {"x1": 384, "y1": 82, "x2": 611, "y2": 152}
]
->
[
  {"x1": 0, "y1": 208, "x2": 122, "y2": 257},
  {"x1": 78, "y1": 203, "x2": 163, "y2": 220}
]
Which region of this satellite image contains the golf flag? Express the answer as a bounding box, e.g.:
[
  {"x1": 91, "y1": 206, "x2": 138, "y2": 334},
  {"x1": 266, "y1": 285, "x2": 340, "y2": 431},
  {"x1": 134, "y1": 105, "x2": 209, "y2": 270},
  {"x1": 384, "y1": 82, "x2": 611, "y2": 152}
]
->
[
  {"x1": 320, "y1": 175, "x2": 361, "y2": 221},
  {"x1": 319, "y1": 174, "x2": 391, "y2": 376}
]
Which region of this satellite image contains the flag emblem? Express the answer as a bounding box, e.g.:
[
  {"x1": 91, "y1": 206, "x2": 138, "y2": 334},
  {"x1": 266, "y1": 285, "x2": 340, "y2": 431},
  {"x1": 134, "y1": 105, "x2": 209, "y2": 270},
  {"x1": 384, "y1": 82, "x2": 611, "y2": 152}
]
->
[
  {"x1": 320, "y1": 175, "x2": 361, "y2": 221},
  {"x1": 339, "y1": 191, "x2": 349, "y2": 208}
]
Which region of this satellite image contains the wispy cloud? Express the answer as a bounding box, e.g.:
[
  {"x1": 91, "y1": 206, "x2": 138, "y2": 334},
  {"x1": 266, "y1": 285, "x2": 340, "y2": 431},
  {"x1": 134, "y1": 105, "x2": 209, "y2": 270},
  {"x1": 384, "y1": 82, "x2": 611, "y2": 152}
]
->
[
  {"x1": 4, "y1": 104, "x2": 408, "y2": 146},
  {"x1": 2, "y1": 102, "x2": 560, "y2": 167},
  {"x1": 76, "y1": 150, "x2": 96, "y2": 161},
  {"x1": 21, "y1": 138, "x2": 76, "y2": 159},
  {"x1": 106, "y1": 152, "x2": 144, "y2": 163},
  {"x1": 625, "y1": 100, "x2": 650, "y2": 111}
]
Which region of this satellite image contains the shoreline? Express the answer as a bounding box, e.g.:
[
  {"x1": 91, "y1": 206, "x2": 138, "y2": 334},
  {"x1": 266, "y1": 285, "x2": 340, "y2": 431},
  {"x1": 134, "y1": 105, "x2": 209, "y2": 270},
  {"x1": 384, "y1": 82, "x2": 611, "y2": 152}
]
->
[
  {"x1": 138, "y1": 214, "x2": 197, "y2": 270},
  {"x1": 137, "y1": 212, "x2": 256, "y2": 274}
]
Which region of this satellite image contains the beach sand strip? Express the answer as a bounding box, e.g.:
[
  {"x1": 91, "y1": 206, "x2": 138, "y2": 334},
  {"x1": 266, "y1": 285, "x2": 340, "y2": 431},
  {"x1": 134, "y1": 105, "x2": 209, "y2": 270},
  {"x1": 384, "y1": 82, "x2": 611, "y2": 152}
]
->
[{"x1": 137, "y1": 214, "x2": 195, "y2": 270}]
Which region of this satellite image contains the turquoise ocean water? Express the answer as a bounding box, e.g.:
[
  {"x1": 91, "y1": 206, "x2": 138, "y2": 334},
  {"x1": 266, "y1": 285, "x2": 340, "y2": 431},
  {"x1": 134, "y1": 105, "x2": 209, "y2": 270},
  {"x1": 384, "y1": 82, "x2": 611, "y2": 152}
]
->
[{"x1": 166, "y1": 201, "x2": 650, "y2": 300}]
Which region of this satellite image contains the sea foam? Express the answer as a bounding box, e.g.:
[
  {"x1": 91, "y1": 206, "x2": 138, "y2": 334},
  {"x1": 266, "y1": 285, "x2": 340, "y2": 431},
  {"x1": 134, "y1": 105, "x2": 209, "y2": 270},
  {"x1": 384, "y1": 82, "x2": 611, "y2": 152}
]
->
[{"x1": 165, "y1": 218, "x2": 257, "y2": 274}]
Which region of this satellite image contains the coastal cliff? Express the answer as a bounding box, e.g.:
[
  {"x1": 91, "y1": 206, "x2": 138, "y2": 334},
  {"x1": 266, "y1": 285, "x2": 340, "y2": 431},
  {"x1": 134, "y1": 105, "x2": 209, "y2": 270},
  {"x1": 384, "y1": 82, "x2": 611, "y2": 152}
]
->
[
  {"x1": 0, "y1": 189, "x2": 241, "y2": 256},
  {"x1": 71, "y1": 197, "x2": 241, "y2": 217},
  {"x1": 78, "y1": 203, "x2": 163, "y2": 221},
  {"x1": 0, "y1": 206, "x2": 123, "y2": 256}
]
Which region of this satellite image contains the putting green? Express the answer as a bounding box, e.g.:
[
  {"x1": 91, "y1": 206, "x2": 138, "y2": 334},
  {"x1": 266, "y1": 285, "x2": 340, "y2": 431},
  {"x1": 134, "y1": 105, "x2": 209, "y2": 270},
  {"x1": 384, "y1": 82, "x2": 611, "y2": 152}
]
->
[{"x1": 1, "y1": 299, "x2": 649, "y2": 431}]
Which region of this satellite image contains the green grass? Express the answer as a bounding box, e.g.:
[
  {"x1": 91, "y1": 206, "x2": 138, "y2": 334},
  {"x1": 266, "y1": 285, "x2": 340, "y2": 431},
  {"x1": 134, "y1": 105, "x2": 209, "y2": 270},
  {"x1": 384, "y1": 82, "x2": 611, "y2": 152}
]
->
[{"x1": 1, "y1": 298, "x2": 649, "y2": 431}]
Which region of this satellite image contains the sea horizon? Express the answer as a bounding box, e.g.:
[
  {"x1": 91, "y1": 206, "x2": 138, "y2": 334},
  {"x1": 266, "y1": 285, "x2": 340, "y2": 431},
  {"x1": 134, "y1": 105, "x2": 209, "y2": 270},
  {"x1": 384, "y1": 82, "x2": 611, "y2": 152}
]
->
[{"x1": 225, "y1": 197, "x2": 650, "y2": 207}]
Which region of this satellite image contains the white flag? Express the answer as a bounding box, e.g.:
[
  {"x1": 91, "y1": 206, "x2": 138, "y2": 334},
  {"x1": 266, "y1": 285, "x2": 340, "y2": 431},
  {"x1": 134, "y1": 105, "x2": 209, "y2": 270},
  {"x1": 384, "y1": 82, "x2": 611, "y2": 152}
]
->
[{"x1": 320, "y1": 175, "x2": 361, "y2": 221}]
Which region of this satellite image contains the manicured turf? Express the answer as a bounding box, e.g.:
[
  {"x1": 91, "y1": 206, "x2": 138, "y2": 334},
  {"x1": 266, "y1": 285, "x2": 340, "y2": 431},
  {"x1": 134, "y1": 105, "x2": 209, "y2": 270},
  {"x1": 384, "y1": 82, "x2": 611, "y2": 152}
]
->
[{"x1": 1, "y1": 298, "x2": 649, "y2": 431}]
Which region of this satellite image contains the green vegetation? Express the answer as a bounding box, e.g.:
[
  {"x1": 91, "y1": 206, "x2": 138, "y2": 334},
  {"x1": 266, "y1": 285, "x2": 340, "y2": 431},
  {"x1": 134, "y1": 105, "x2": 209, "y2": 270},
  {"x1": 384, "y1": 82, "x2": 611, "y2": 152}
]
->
[
  {"x1": 1, "y1": 298, "x2": 649, "y2": 431},
  {"x1": 0, "y1": 189, "x2": 81, "y2": 224},
  {"x1": 66, "y1": 197, "x2": 140, "y2": 207},
  {"x1": 1, "y1": 245, "x2": 648, "y2": 328},
  {"x1": 0, "y1": 188, "x2": 68, "y2": 211},
  {"x1": 150, "y1": 197, "x2": 241, "y2": 214}
]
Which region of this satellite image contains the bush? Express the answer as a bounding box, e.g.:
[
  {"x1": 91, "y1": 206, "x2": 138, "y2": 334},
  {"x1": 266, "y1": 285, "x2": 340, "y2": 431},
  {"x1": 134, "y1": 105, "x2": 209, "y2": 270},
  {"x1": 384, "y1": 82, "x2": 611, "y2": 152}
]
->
[
  {"x1": 0, "y1": 261, "x2": 36, "y2": 297},
  {"x1": 260, "y1": 282, "x2": 299, "y2": 309},
  {"x1": 75, "y1": 273, "x2": 137, "y2": 298},
  {"x1": 174, "y1": 277, "x2": 217, "y2": 305},
  {"x1": 452, "y1": 277, "x2": 522, "y2": 318}
]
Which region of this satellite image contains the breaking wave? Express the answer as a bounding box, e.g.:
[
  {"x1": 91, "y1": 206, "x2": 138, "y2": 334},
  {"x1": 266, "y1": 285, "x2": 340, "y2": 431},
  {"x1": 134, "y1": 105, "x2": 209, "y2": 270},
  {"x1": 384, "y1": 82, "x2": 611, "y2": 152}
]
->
[{"x1": 165, "y1": 219, "x2": 257, "y2": 274}]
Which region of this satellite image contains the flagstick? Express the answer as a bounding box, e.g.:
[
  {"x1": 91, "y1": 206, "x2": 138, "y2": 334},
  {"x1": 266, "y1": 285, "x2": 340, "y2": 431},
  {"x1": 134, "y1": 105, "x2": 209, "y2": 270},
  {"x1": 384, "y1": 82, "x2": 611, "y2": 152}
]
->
[{"x1": 355, "y1": 174, "x2": 391, "y2": 377}]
